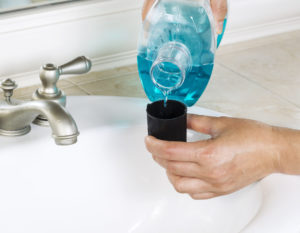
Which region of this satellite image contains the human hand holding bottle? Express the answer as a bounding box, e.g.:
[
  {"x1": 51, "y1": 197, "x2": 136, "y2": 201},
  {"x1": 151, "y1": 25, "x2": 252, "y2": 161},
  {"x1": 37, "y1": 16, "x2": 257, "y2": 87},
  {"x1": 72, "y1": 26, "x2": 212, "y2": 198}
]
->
[{"x1": 142, "y1": 0, "x2": 228, "y2": 34}]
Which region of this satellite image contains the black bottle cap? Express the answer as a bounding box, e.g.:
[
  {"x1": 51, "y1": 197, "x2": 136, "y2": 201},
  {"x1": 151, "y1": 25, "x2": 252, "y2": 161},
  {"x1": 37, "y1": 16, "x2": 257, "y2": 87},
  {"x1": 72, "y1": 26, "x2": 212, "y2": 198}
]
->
[{"x1": 147, "y1": 100, "x2": 187, "y2": 142}]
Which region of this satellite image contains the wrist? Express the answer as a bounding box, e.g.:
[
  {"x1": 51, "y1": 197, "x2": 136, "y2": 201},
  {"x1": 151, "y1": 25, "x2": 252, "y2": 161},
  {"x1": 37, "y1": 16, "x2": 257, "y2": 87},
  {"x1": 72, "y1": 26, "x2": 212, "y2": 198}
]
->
[{"x1": 272, "y1": 126, "x2": 300, "y2": 174}]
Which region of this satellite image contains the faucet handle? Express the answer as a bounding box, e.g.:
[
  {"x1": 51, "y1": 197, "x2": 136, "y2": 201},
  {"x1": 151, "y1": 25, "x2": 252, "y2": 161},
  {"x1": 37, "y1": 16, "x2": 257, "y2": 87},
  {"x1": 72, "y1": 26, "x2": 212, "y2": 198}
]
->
[
  {"x1": 0, "y1": 79, "x2": 18, "y2": 102},
  {"x1": 58, "y1": 56, "x2": 92, "y2": 75},
  {"x1": 32, "y1": 56, "x2": 92, "y2": 127},
  {"x1": 33, "y1": 56, "x2": 92, "y2": 107}
]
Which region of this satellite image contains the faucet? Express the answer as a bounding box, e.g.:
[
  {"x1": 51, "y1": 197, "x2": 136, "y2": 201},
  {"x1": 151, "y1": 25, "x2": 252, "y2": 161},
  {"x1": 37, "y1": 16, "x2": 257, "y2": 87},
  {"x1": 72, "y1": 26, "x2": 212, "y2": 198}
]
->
[
  {"x1": 32, "y1": 56, "x2": 92, "y2": 125},
  {"x1": 0, "y1": 56, "x2": 92, "y2": 146}
]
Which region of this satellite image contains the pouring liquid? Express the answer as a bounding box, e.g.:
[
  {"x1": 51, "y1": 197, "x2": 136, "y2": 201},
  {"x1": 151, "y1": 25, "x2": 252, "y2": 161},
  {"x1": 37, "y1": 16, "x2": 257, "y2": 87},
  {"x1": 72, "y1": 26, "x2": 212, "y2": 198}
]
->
[{"x1": 162, "y1": 90, "x2": 171, "y2": 108}]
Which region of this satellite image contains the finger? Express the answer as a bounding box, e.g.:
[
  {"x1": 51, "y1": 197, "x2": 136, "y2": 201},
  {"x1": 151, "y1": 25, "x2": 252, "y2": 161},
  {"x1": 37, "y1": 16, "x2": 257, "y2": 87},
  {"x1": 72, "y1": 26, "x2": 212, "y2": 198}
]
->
[
  {"x1": 166, "y1": 171, "x2": 214, "y2": 194},
  {"x1": 153, "y1": 156, "x2": 203, "y2": 178},
  {"x1": 142, "y1": 0, "x2": 156, "y2": 20},
  {"x1": 153, "y1": 156, "x2": 219, "y2": 182},
  {"x1": 210, "y1": 0, "x2": 228, "y2": 34},
  {"x1": 187, "y1": 114, "x2": 227, "y2": 137},
  {"x1": 190, "y1": 193, "x2": 219, "y2": 200},
  {"x1": 145, "y1": 136, "x2": 209, "y2": 162}
]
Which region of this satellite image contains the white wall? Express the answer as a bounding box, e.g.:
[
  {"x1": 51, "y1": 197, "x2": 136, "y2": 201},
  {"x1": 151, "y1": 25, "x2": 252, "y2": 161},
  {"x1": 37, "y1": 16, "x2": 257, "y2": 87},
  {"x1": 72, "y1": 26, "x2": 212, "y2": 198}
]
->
[
  {"x1": 0, "y1": 0, "x2": 142, "y2": 87},
  {"x1": 223, "y1": 0, "x2": 300, "y2": 43},
  {"x1": 0, "y1": 0, "x2": 299, "y2": 87}
]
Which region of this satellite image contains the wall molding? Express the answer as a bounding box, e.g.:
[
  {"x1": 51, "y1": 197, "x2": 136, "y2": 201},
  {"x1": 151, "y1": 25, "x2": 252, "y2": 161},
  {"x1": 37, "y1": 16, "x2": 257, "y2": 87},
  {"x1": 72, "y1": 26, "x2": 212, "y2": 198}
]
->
[{"x1": 92, "y1": 50, "x2": 138, "y2": 72}]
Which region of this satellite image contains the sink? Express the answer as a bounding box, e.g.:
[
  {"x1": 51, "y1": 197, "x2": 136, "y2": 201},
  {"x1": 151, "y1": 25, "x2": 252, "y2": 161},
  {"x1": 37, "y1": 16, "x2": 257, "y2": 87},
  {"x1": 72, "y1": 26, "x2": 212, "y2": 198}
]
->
[{"x1": 0, "y1": 96, "x2": 262, "y2": 233}]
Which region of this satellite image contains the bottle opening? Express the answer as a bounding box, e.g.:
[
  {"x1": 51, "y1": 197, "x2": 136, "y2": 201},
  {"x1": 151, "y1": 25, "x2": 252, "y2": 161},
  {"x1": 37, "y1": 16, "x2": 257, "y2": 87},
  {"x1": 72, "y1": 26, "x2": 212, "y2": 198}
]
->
[
  {"x1": 150, "y1": 42, "x2": 191, "y2": 91},
  {"x1": 151, "y1": 60, "x2": 184, "y2": 90}
]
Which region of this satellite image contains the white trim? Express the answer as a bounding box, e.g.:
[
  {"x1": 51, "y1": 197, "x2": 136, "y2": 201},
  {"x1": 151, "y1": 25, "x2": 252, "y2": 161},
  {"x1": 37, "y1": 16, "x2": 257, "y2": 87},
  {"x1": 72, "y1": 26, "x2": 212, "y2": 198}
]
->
[
  {"x1": 2, "y1": 70, "x2": 39, "y2": 89},
  {"x1": 92, "y1": 50, "x2": 137, "y2": 71}
]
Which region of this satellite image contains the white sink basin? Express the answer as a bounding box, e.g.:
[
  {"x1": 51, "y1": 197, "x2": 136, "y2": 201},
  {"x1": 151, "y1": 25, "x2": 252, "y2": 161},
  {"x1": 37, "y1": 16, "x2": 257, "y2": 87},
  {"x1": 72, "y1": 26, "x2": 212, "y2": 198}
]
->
[{"x1": 0, "y1": 96, "x2": 263, "y2": 233}]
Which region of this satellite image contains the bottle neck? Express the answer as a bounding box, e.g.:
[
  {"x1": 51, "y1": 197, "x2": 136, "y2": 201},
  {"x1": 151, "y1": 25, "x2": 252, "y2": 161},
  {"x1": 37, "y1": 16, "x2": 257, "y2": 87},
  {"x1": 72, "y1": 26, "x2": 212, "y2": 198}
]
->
[{"x1": 150, "y1": 42, "x2": 191, "y2": 91}]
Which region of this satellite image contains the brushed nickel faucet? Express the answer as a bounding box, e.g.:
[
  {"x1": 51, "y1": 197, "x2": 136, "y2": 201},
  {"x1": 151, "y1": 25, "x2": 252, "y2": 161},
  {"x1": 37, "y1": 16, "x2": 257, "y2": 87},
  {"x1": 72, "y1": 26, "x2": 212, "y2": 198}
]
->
[
  {"x1": 32, "y1": 56, "x2": 92, "y2": 125},
  {"x1": 0, "y1": 56, "x2": 92, "y2": 145}
]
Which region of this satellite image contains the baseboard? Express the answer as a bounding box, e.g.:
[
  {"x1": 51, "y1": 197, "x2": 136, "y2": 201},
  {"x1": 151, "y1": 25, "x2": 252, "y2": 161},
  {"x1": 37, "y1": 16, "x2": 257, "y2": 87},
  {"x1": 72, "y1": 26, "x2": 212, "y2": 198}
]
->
[{"x1": 92, "y1": 50, "x2": 137, "y2": 71}]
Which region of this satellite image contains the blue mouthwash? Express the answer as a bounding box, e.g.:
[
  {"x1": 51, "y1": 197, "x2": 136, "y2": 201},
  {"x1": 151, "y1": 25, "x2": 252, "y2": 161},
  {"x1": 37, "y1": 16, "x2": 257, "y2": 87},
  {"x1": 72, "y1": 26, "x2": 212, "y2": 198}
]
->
[{"x1": 137, "y1": 0, "x2": 227, "y2": 107}]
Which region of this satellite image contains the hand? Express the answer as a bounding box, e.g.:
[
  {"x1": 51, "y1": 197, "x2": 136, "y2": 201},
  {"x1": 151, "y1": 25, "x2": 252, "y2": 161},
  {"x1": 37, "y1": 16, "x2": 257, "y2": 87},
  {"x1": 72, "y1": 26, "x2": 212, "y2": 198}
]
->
[
  {"x1": 142, "y1": 0, "x2": 228, "y2": 34},
  {"x1": 145, "y1": 114, "x2": 291, "y2": 199}
]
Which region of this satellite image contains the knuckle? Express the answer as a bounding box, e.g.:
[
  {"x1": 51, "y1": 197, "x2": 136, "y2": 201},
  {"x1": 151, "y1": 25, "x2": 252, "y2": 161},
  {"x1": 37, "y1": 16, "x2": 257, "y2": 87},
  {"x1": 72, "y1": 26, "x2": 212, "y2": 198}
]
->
[
  {"x1": 206, "y1": 144, "x2": 217, "y2": 157},
  {"x1": 210, "y1": 167, "x2": 227, "y2": 182},
  {"x1": 166, "y1": 162, "x2": 177, "y2": 174},
  {"x1": 219, "y1": 185, "x2": 232, "y2": 195},
  {"x1": 195, "y1": 146, "x2": 213, "y2": 164},
  {"x1": 213, "y1": 178, "x2": 233, "y2": 194},
  {"x1": 216, "y1": 182, "x2": 229, "y2": 194},
  {"x1": 200, "y1": 144, "x2": 216, "y2": 159},
  {"x1": 174, "y1": 180, "x2": 185, "y2": 193},
  {"x1": 162, "y1": 144, "x2": 175, "y2": 159}
]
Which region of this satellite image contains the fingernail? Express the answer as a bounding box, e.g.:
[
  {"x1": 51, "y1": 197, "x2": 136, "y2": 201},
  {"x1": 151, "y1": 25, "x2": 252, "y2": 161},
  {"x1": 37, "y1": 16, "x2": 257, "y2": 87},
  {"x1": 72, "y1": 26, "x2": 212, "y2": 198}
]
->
[{"x1": 217, "y1": 21, "x2": 224, "y2": 34}]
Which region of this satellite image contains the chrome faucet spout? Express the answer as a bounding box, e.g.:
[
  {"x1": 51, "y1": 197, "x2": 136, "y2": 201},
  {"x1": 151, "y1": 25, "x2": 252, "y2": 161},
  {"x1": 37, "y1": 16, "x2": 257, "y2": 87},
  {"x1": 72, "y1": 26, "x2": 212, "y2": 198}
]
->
[{"x1": 0, "y1": 100, "x2": 79, "y2": 145}]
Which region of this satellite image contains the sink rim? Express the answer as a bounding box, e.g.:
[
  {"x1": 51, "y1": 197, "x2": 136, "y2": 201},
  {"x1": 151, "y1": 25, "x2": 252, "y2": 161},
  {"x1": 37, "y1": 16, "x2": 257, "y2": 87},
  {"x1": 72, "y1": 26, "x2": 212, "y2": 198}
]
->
[{"x1": 0, "y1": 96, "x2": 262, "y2": 233}]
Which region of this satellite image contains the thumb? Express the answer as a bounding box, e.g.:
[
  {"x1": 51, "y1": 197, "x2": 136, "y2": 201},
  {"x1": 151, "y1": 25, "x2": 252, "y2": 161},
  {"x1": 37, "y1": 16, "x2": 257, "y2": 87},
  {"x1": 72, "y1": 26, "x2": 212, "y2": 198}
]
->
[
  {"x1": 210, "y1": 0, "x2": 228, "y2": 34},
  {"x1": 187, "y1": 114, "x2": 227, "y2": 137}
]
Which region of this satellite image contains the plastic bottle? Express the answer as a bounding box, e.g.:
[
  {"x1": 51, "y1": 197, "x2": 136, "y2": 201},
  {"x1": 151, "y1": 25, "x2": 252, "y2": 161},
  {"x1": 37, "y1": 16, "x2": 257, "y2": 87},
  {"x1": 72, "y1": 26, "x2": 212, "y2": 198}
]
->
[{"x1": 137, "y1": 0, "x2": 227, "y2": 107}]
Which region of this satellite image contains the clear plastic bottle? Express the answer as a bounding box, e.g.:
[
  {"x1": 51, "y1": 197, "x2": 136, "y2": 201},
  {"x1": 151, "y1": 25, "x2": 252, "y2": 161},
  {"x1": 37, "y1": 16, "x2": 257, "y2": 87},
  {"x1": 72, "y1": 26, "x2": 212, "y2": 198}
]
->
[{"x1": 137, "y1": 0, "x2": 227, "y2": 107}]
